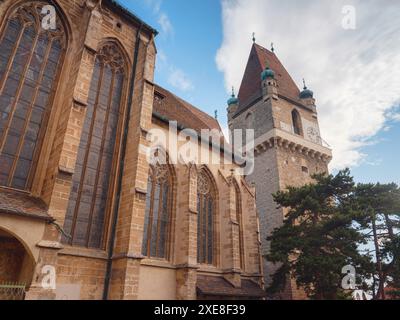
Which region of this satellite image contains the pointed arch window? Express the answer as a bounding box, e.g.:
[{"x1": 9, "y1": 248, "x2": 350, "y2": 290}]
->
[
  {"x1": 197, "y1": 170, "x2": 216, "y2": 265},
  {"x1": 233, "y1": 181, "x2": 245, "y2": 270},
  {"x1": 0, "y1": 2, "x2": 66, "y2": 190},
  {"x1": 62, "y1": 43, "x2": 126, "y2": 248},
  {"x1": 142, "y1": 163, "x2": 173, "y2": 259},
  {"x1": 292, "y1": 109, "x2": 303, "y2": 136}
]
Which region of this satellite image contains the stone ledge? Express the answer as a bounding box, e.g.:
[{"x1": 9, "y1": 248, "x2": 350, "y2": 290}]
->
[
  {"x1": 36, "y1": 240, "x2": 63, "y2": 250},
  {"x1": 59, "y1": 246, "x2": 108, "y2": 260},
  {"x1": 141, "y1": 259, "x2": 176, "y2": 269}
]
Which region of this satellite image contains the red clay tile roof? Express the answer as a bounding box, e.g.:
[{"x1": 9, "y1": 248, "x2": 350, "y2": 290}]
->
[
  {"x1": 153, "y1": 84, "x2": 223, "y2": 134},
  {"x1": 0, "y1": 188, "x2": 52, "y2": 221},
  {"x1": 236, "y1": 43, "x2": 302, "y2": 116},
  {"x1": 197, "y1": 275, "x2": 266, "y2": 299}
]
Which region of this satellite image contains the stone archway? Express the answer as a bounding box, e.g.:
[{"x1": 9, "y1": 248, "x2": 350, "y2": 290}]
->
[{"x1": 0, "y1": 228, "x2": 35, "y2": 300}]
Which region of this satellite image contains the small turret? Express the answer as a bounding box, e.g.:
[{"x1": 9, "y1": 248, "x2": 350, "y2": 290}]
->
[
  {"x1": 261, "y1": 62, "x2": 278, "y2": 100},
  {"x1": 227, "y1": 87, "x2": 239, "y2": 130},
  {"x1": 299, "y1": 79, "x2": 316, "y2": 112}
]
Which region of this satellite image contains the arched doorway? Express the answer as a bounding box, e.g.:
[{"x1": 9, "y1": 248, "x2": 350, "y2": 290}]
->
[{"x1": 0, "y1": 228, "x2": 35, "y2": 300}]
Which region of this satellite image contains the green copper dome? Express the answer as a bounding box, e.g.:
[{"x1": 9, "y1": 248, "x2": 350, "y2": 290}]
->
[
  {"x1": 261, "y1": 66, "x2": 275, "y2": 81},
  {"x1": 227, "y1": 94, "x2": 239, "y2": 106},
  {"x1": 300, "y1": 88, "x2": 313, "y2": 99},
  {"x1": 300, "y1": 79, "x2": 313, "y2": 99},
  {"x1": 227, "y1": 87, "x2": 239, "y2": 106}
]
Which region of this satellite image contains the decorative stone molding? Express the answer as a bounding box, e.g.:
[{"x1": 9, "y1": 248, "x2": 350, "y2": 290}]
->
[
  {"x1": 253, "y1": 128, "x2": 332, "y2": 163},
  {"x1": 197, "y1": 171, "x2": 210, "y2": 195}
]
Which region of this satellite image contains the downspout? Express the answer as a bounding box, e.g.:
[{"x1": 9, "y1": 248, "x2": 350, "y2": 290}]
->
[{"x1": 103, "y1": 23, "x2": 144, "y2": 300}]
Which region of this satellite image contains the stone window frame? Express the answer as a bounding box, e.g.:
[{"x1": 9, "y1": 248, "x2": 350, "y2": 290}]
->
[
  {"x1": 141, "y1": 159, "x2": 175, "y2": 261},
  {"x1": 62, "y1": 41, "x2": 129, "y2": 249},
  {"x1": 233, "y1": 179, "x2": 245, "y2": 270},
  {"x1": 197, "y1": 166, "x2": 219, "y2": 266},
  {"x1": 291, "y1": 108, "x2": 303, "y2": 137}
]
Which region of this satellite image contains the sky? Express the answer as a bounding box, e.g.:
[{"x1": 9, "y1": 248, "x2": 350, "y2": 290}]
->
[{"x1": 118, "y1": 0, "x2": 400, "y2": 185}]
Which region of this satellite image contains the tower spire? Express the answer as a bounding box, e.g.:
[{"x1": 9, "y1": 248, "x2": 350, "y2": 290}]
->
[{"x1": 303, "y1": 78, "x2": 307, "y2": 90}]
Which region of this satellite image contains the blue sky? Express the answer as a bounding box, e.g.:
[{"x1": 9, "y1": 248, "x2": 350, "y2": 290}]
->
[{"x1": 118, "y1": 0, "x2": 400, "y2": 186}]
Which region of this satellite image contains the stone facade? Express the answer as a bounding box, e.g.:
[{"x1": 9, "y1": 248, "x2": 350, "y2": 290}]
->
[{"x1": 0, "y1": 0, "x2": 263, "y2": 300}]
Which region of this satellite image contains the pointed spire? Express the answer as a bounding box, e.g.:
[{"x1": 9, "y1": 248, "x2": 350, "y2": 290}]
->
[
  {"x1": 303, "y1": 78, "x2": 307, "y2": 90},
  {"x1": 252, "y1": 32, "x2": 256, "y2": 43}
]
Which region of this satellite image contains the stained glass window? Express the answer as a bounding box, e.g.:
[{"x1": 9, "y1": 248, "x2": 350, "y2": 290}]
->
[
  {"x1": 142, "y1": 164, "x2": 173, "y2": 259},
  {"x1": 0, "y1": 2, "x2": 66, "y2": 190},
  {"x1": 234, "y1": 181, "x2": 245, "y2": 269},
  {"x1": 197, "y1": 170, "x2": 216, "y2": 265},
  {"x1": 62, "y1": 43, "x2": 125, "y2": 249}
]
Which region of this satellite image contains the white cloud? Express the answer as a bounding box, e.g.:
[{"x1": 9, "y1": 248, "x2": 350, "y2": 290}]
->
[
  {"x1": 143, "y1": 0, "x2": 174, "y2": 37},
  {"x1": 168, "y1": 67, "x2": 194, "y2": 92},
  {"x1": 158, "y1": 12, "x2": 174, "y2": 36},
  {"x1": 216, "y1": 0, "x2": 400, "y2": 170},
  {"x1": 143, "y1": 0, "x2": 162, "y2": 14}
]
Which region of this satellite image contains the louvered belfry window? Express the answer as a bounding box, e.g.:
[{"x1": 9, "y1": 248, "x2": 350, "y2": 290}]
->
[
  {"x1": 197, "y1": 170, "x2": 216, "y2": 265},
  {"x1": 0, "y1": 2, "x2": 66, "y2": 190},
  {"x1": 62, "y1": 43, "x2": 125, "y2": 248},
  {"x1": 142, "y1": 164, "x2": 173, "y2": 259}
]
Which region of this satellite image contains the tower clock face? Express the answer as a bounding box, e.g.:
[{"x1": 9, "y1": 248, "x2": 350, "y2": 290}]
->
[{"x1": 307, "y1": 127, "x2": 319, "y2": 142}]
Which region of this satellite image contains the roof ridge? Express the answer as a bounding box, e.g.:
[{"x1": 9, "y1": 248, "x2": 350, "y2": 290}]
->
[{"x1": 154, "y1": 84, "x2": 222, "y2": 133}]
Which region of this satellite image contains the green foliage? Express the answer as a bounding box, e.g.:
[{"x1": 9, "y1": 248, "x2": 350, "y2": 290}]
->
[
  {"x1": 267, "y1": 169, "x2": 372, "y2": 300},
  {"x1": 267, "y1": 169, "x2": 400, "y2": 300},
  {"x1": 354, "y1": 183, "x2": 400, "y2": 299}
]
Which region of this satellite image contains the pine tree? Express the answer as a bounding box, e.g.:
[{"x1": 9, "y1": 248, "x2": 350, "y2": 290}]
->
[
  {"x1": 354, "y1": 183, "x2": 400, "y2": 299},
  {"x1": 267, "y1": 169, "x2": 372, "y2": 300}
]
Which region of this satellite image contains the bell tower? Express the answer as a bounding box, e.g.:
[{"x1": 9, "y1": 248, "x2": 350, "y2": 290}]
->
[{"x1": 227, "y1": 43, "x2": 332, "y2": 299}]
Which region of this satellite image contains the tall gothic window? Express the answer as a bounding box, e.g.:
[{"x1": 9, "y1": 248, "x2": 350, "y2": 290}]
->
[
  {"x1": 0, "y1": 2, "x2": 66, "y2": 190},
  {"x1": 292, "y1": 109, "x2": 303, "y2": 136},
  {"x1": 62, "y1": 43, "x2": 125, "y2": 248},
  {"x1": 233, "y1": 181, "x2": 245, "y2": 269},
  {"x1": 197, "y1": 170, "x2": 216, "y2": 265},
  {"x1": 142, "y1": 164, "x2": 173, "y2": 259}
]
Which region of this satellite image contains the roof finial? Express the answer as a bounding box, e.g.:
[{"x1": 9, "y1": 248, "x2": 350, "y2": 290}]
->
[
  {"x1": 303, "y1": 78, "x2": 307, "y2": 90},
  {"x1": 214, "y1": 110, "x2": 218, "y2": 120},
  {"x1": 231, "y1": 86, "x2": 235, "y2": 97},
  {"x1": 252, "y1": 32, "x2": 256, "y2": 43},
  {"x1": 271, "y1": 42, "x2": 275, "y2": 53}
]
